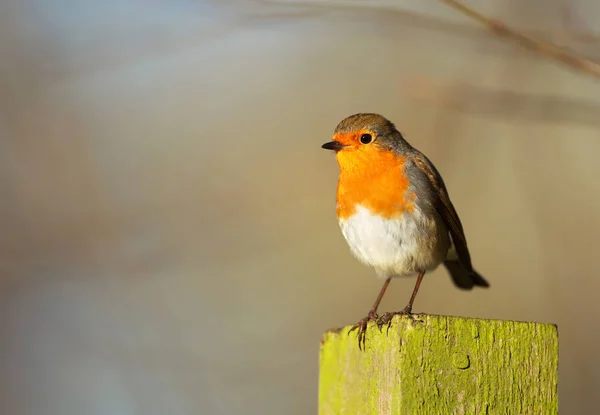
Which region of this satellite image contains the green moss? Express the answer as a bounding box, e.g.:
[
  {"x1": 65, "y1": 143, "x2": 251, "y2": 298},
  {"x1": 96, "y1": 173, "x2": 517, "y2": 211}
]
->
[{"x1": 319, "y1": 314, "x2": 558, "y2": 415}]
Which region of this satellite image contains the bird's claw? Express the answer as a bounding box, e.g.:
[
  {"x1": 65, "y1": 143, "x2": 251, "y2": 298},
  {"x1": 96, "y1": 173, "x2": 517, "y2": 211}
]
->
[
  {"x1": 348, "y1": 311, "x2": 378, "y2": 351},
  {"x1": 376, "y1": 306, "x2": 413, "y2": 334}
]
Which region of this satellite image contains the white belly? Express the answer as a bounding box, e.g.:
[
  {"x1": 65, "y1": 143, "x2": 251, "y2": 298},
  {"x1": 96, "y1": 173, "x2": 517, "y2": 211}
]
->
[{"x1": 338, "y1": 205, "x2": 450, "y2": 278}]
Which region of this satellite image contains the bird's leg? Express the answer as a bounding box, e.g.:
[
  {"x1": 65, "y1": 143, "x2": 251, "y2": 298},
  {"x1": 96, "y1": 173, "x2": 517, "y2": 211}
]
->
[
  {"x1": 348, "y1": 277, "x2": 391, "y2": 351},
  {"x1": 377, "y1": 270, "x2": 425, "y2": 333}
]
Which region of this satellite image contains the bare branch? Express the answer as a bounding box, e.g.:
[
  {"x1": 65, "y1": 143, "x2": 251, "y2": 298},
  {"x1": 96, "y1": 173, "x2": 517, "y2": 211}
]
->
[{"x1": 438, "y1": 0, "x2": 600, "y2": 79}]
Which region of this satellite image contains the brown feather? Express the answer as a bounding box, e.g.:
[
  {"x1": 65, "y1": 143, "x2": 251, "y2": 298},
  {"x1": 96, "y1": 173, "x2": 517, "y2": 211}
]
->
[{"x1": 411, "y1": 153, "x2": 473, "y2": 272}]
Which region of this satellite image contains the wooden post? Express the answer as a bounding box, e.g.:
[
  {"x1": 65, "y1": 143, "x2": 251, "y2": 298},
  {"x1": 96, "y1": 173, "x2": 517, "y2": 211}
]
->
[{"x1": 319, "y1": 314, "x2": 558, "y2": 414}]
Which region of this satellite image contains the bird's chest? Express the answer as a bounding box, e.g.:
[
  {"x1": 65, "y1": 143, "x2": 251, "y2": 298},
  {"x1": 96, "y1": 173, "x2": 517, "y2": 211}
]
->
[
  {"x1": 333, "y1": 158, "x2": 448, "y2": 275},
  {"x1": 335, "y1": 164, "x2": 414, "y2": 221}
]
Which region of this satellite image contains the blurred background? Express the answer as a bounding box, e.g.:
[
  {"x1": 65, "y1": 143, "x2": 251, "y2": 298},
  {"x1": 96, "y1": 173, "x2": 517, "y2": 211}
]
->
[{"x1": 1, "y1": 0, "x2": 599, "y2": 413}]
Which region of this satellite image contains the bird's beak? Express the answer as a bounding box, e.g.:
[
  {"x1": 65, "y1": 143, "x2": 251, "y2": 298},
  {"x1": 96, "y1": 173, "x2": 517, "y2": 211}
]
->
[{"x1": 321, "y1": 141, "x2": 345, "y2": 151}]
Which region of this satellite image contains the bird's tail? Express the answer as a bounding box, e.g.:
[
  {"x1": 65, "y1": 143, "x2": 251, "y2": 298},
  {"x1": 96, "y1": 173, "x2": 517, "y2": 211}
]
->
[{"x1": 443, "y1": 260, "x2": 489, "y2": 290}]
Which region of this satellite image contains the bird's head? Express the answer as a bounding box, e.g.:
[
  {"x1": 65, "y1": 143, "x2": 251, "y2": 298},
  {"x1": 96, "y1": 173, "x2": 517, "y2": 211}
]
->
[{"x1": 322, "y1": 113, "x2": 410, "y2": 174}]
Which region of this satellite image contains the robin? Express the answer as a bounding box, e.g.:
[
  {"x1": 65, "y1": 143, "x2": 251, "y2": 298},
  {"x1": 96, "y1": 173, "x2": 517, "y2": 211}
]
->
[{"x1": 322, "y1": 113, "x2": 489, "y2": 350}]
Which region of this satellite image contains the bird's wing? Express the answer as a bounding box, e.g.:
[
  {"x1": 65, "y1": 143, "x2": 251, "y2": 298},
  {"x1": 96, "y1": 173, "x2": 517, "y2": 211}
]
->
[{"x1": 411, "y1": 151, "x2": 474, "y2": 272}]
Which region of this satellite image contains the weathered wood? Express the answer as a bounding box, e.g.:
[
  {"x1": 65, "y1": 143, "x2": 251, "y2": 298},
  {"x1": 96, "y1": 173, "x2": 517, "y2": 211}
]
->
[{"x1": 319, "y1": 314, "x2": 558, "y2": 414}]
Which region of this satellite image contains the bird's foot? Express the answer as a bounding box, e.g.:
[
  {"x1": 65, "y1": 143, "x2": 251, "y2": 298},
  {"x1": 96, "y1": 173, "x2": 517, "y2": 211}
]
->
[
  {"x1": 377, "y1": 305, "x2": 414, "y2": 334},
  {"x1": 348, "y1": 310, "x2": 378, "y2": 351}
]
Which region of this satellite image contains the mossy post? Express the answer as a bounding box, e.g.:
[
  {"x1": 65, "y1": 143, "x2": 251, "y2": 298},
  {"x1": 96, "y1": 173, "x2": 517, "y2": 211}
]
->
[{"x1": 319, "y1": 314, "x2": 558, "y2": 414}]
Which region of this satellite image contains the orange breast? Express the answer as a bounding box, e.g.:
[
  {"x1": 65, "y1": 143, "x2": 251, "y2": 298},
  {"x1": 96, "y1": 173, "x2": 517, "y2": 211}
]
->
[{"x1": 335, "y1": 145, "x2": 415, "y2": 220}]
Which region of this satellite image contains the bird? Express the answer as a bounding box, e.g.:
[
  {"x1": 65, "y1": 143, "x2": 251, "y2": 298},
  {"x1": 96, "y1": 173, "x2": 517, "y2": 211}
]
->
[{"x1": 321, "y1": 113, "x2": 489, "y2": 350}]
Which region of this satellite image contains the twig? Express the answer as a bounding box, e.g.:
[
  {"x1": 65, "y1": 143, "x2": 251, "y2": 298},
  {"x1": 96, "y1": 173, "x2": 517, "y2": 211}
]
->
[{"x1": 438, "y1": 0, "x2": 600, "y2": 79}]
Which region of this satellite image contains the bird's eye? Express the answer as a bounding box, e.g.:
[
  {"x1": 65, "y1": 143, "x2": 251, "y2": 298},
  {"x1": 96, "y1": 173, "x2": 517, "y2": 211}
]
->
[{"x1": 360, "y1": 133, "x2": 372, "y2": 144}]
